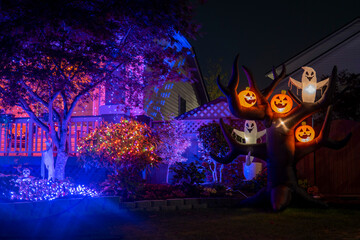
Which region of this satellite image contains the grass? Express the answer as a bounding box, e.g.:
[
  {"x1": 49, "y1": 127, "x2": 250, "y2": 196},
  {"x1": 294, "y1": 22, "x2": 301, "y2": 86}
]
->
[{"x1": 1, "y1": 207, "x2": 360, "y2": 239}]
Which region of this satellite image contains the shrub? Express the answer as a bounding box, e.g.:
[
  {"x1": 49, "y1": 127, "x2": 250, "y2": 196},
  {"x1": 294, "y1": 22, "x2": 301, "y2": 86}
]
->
[
  {"x1": 78, "y1": 119, "x2": 161, "y2": 200},
  {"x1": 170, "y1": 161, "x2": 206, "y2": 197}
]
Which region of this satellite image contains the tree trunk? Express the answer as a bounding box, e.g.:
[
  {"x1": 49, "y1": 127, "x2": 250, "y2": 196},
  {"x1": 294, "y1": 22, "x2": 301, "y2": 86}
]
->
[
  {"x1": 265, "y1": 122, "x2": 298, "y2": 210},
  {"x1": 54, "y1": 149, "x2": 69, "y2": 180}
]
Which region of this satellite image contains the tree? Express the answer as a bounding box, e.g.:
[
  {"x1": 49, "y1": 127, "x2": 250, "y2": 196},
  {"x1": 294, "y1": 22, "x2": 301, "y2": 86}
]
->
[
  {"x1": 0, "y1": 0, "x2": 199, "y2": 179},
  {"x1": 203, "y1": 59, "x2": 228, "y2": 100},
  {"x1": 314, "y1": 70, "x2": 360, "y2": 124},
  {"x1": 155, "y1": 118, "x2": 191, "y2": 183},
  {"x1": 213, "y1": 55, "x2": 351, "y2": 211}
]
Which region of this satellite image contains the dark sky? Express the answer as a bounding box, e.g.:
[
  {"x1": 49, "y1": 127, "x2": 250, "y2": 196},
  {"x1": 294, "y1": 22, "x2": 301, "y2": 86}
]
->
[{"x1": 189, "y1": 0, "x2": 360, "y2": 90}]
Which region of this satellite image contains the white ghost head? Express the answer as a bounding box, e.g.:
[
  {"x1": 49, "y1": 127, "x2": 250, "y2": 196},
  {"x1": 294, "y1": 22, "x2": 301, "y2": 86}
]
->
[
  {"x1": 301, "y1": 66, "x2": 317, "y2": 83},
  {"x1": 244, "y1": 120, "x2": 257, "y2": 144}
]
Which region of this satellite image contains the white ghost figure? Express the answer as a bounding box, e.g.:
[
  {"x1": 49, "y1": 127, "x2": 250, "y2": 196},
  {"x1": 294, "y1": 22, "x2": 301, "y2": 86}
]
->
[
  {"x1": 289, "y1": 66, "x2": 329, "y2": 103},
  {"x1": 232, "y1": 120, "x2": 266, "y2": 145},
  {"x1": 232, "y1": 120, "x2": 266, "y2": 180}
]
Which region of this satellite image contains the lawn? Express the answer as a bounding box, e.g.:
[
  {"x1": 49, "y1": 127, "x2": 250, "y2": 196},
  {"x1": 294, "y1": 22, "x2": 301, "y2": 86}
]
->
[{"x1": 1, "y1": 206, "x2": 359, "y2": 239}]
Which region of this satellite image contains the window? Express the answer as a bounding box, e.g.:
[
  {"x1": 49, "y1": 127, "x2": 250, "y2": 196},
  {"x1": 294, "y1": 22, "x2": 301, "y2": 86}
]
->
[{"x1": 179, "y1": 97, "x2": 186, "y2": 115}]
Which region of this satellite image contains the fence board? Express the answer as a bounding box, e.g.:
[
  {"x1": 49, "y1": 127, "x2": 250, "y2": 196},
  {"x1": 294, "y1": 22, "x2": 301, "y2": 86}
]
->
[{"x1": 297, "y1": 120, "x2": 360, "y2": 195}]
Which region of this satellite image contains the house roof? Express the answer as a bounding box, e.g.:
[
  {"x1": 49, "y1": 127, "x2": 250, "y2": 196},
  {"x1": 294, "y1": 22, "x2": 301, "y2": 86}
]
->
[
  {"x1": 177, "y1": 97, "x2": 233, "y2": 120},
  {"x1": 266, "y1": 17, "x2": 360, "y2": 80}
]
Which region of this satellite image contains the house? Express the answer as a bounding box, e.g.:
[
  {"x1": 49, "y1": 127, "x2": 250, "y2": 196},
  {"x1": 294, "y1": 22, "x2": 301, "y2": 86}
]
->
[
  {"x1": 265, "y1": 17, "x2": 360, "y2": 196},
  {"x1": 0, "y1": 35, "x2": 209, "y2": 180}
]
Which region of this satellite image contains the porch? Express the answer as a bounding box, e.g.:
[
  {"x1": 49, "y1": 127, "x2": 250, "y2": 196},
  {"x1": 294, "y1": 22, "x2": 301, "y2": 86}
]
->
[{"x1": 0, "y1": 116, "x2": 102, "y2": 157}]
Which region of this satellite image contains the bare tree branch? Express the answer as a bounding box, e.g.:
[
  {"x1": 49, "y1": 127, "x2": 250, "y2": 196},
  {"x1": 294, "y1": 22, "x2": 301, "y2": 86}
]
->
[{"x1": 295, "y1": 106, "x2": 352, "y2": 160}]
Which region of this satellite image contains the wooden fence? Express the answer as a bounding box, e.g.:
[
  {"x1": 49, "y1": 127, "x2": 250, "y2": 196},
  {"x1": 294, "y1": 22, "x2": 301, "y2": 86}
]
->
[
  {"x1": 0, "y1": 116, "x2": 102, "y2": 156},
  {"x1": 296, "y1": 119, "x2": 360, "y2": 196}
]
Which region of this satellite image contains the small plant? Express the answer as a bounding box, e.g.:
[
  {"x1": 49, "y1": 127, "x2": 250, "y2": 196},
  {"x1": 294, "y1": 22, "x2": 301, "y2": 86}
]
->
[
  {"x1": 298, "y1": 179, "x2": 320, "y2": 197},
  {"x1": 171, "y1": 161, "x2": 206, "y2": 197},
  {"x1": 171, "y1": 161, "x2": 206, "y2": 186}
]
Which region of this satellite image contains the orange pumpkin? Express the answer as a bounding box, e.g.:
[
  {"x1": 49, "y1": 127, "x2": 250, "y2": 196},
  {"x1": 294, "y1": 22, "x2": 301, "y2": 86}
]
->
[
  {"x1": 238, "y1": 87, "x2": 257, "y2": 108},
  {"x1": 295, "y1": 122, "x2": 315, "y2": 142},
  {"x1": 270, "y1": 90, "x2": 293, "y2": 113}
]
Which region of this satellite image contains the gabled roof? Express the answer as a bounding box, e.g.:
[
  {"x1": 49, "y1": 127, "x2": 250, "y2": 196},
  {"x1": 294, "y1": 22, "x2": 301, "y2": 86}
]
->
[
  {"x1": 177, "y1": 97, "x2": 233, "y2": 120},
  {"x1": 266, "y1": 17, "x2": 360, "y2": 79}
]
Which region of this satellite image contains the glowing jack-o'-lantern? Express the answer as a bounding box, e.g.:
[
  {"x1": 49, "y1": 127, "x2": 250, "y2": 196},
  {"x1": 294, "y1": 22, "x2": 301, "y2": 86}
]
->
[
  {"x1": 270, "y1": 90, "x2": 293, "y2": 113},
  {"x1": 295, "y1": 122, "x2": 315, "y2": 142},
  {"x1": 238, "y1": 87, "x2": 257, "y2": 107}
]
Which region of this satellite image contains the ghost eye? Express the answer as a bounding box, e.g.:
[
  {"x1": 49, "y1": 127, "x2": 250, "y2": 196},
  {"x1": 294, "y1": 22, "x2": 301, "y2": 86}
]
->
[
  {"x1": 246, "y1": 123, "x2": 249, "y2": 127},
  {"x1": 311, "y1": 72, "x2": 314, "y2": 76},
  {"x1": 306, "y1": 71, "x2": 309, "y2": 75},
  {"x1": 251, "y1": 123, "x2": 254, "y2": 127}
]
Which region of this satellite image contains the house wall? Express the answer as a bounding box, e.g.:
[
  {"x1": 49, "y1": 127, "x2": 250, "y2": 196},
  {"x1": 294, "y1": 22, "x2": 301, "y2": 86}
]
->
[{"x1": 145, "y1": 81, "x2": 201, "y2": 120}]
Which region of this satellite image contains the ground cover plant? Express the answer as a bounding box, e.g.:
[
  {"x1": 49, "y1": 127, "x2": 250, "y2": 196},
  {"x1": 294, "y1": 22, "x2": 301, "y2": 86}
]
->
[{"x1": 0, "y1": 174, "x2": 98, "y2": 202}]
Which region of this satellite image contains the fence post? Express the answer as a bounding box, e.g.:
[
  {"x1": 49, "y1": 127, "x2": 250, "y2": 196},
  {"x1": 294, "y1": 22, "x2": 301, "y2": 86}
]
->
[{"x1": 27, "y1": 119, "x2": 34, "y2": 156}]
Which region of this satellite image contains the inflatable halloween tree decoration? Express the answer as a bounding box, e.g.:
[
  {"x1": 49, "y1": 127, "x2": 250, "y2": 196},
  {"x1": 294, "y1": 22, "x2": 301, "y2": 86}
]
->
[{"x1": 214, "y1": 55, "x2": 351, "y2": 211}]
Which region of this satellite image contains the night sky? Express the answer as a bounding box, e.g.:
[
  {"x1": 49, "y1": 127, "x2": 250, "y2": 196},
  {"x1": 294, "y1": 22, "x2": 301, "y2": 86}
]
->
[{"x1": 190, "y1": 0, "x2": 359, "y2": 90}]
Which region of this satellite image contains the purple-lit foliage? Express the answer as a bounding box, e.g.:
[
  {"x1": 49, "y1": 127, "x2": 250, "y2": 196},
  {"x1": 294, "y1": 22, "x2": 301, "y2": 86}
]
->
[
  {"x1": 0, "y1": 0, "x2": 199, "y2": 180},
  {"x1": 155, "y1": 117, "x2": 191, "y2": 183}
]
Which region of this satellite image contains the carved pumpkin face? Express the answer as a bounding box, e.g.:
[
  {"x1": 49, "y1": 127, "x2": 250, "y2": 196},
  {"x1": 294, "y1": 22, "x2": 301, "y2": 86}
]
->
[
  {"x1": 270, "y1": 90, "x2": 293, "y2": 113},
  {"x1": 295, "y1": 122, "x2": 315, "y2": 142},
  {"x1": 238, "y1": 87, "x2": 256, "y2": 108}
]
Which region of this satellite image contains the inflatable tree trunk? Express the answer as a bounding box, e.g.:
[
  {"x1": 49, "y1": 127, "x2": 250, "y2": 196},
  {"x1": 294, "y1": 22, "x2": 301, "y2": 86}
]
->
[{"x1": 214, "y1": 55, "x2": 351, "y2": 211}]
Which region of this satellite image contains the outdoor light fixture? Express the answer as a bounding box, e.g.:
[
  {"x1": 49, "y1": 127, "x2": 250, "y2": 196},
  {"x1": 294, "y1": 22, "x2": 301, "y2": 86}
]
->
[
  {"x1": 295, "y1": 121, "x2": 315, "y2": 142},
  {"x1": 270, "y1": 90, "x2": 293, "y2": 113},
  {"x1": 238, "y1": 87, "x2": 257, "y2": 108}
]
